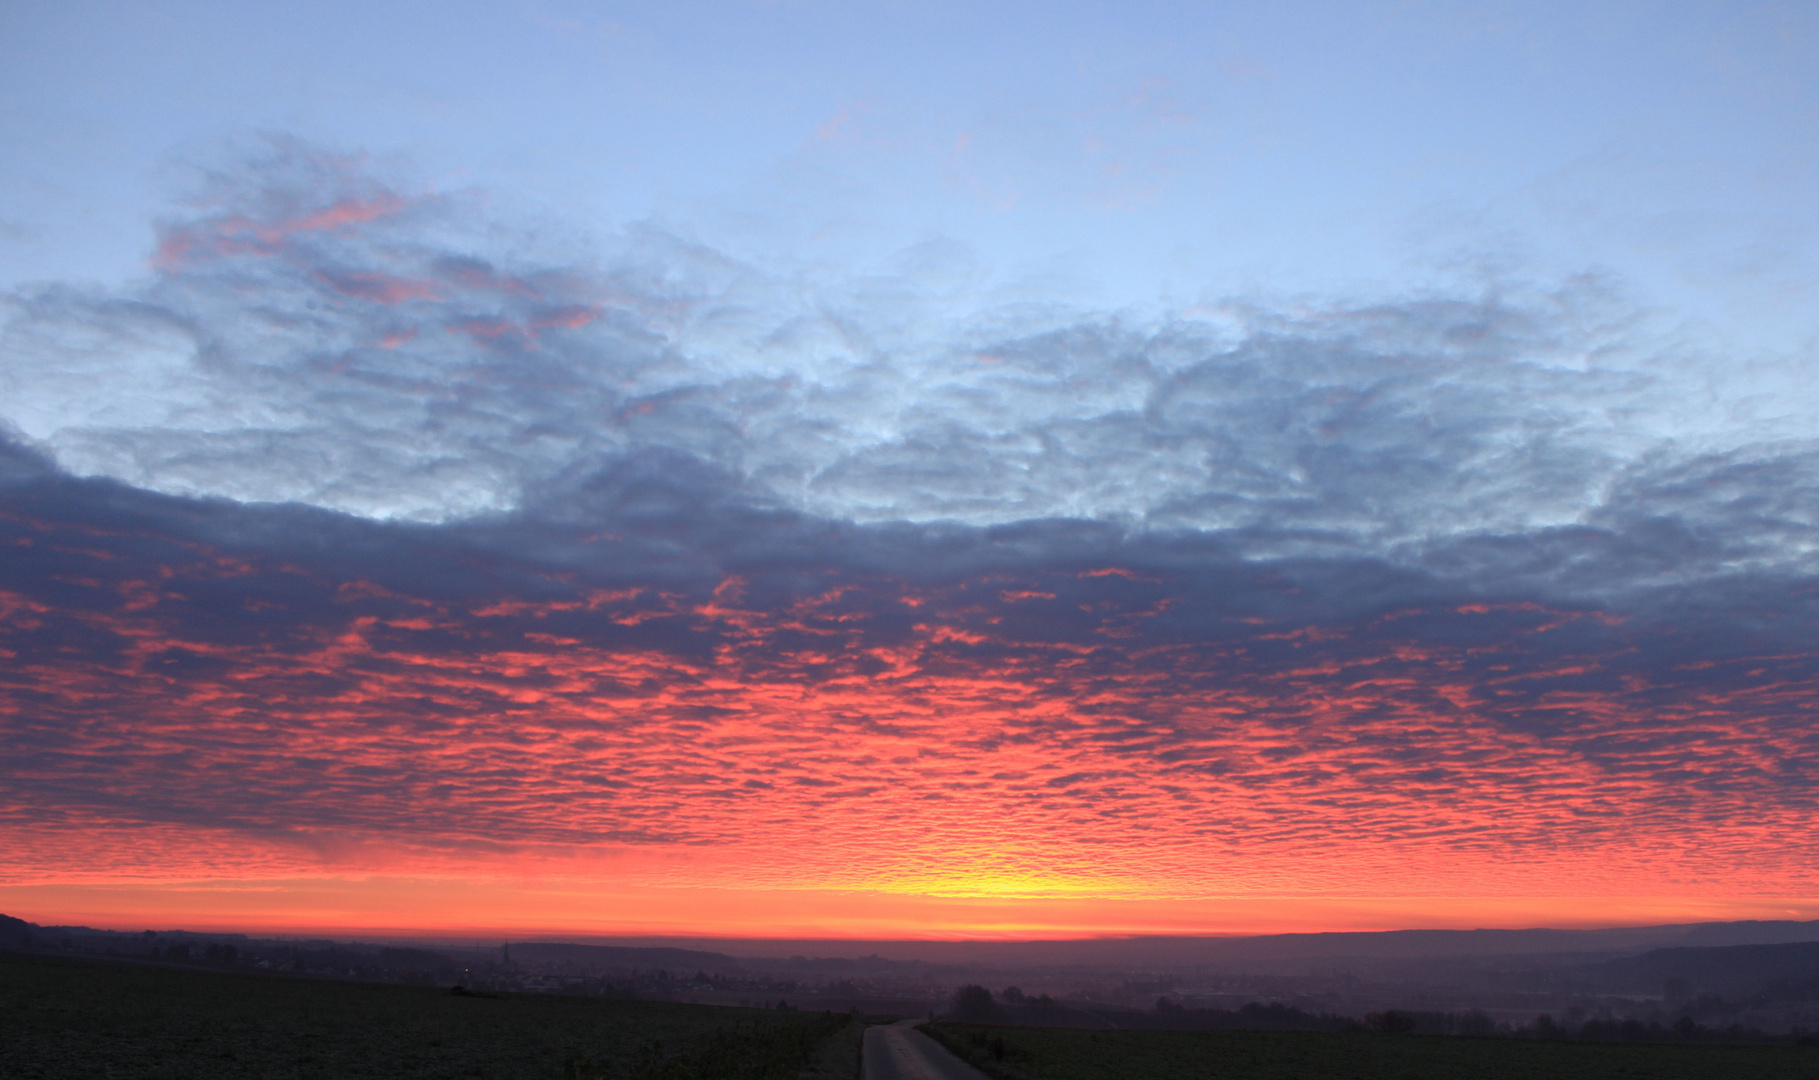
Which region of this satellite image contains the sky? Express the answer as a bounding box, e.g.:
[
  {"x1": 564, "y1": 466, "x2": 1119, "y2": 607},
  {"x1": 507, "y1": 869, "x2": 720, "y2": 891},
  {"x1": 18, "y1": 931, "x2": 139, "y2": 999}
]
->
[{"x1": 2, "y1": 0, "x2": 1818, "y2": 939}]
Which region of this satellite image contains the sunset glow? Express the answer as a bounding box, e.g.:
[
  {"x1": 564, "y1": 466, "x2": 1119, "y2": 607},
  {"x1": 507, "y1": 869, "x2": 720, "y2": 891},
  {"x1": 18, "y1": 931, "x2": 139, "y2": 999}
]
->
[
  {"x1": 4, "y1": 2, "x2": 1818, "y2": 943},
  {"x1": 4, "y1": 395, "x2": 1817, "y2": 934}
]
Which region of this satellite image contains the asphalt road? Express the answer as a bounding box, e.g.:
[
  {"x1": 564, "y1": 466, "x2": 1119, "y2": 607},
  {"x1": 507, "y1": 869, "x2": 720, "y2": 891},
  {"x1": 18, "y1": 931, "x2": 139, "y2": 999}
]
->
[{"x1": 862, "y1": 1019, "x2": 991, "y2": 1080}]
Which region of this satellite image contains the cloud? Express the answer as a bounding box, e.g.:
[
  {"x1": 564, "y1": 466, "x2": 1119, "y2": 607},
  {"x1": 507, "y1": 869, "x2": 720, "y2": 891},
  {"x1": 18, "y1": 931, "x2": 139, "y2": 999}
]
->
[
  {"x1": 2, "y1": 142, "x2": 1818, "y2": 904},
  {"x1": 6, "y1": 141, "x2": 1810, "y2": 559},
  {"x1": 2, "y1": 424, "x2": 1817, "y2": 899}
]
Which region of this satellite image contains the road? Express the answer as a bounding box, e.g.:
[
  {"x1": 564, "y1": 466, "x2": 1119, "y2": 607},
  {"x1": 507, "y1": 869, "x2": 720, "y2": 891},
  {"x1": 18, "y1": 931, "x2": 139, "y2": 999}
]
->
[{"x1": 862, "y1": 1018, "x2": 992, "y2": 1080}]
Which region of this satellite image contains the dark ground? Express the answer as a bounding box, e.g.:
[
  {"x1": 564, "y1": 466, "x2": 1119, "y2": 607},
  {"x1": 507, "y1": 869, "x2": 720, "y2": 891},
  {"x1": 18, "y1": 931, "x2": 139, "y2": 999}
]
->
[
  {"x1": 9, "y1": 948, "x2": 1819, "y2": 1080},
  {"x1": 0, "y1": 951, "x2": 857, "y2": 1079},
  {"x1": 922, "y1": 1021, "x2": 1819, "y2": 1080}
]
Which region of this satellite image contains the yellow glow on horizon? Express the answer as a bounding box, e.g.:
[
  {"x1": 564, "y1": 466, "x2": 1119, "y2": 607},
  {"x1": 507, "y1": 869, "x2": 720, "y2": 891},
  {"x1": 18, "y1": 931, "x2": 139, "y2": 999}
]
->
[
  {"x1": 869, "y1": 868, "x2": 1130, "y2": 899},
  {"x1": 6, "y1": 877, "x2": 1816, "y2": 942}
]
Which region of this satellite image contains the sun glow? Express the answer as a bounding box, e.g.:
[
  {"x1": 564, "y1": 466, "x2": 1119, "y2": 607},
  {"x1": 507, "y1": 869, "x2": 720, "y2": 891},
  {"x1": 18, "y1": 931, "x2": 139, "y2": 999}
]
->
[{"x1": 871, "y1": 869, "x2": 1133, "y2": 900}]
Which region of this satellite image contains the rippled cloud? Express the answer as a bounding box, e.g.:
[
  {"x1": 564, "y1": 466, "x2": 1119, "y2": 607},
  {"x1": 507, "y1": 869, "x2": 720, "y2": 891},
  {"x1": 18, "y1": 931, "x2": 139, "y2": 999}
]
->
[
  {"x1": 6, "y1": 142, "x2": 1807, "y2": 549},
  {"x1": 2, "y1": 143, "x2": 1817, "y2": 915}
]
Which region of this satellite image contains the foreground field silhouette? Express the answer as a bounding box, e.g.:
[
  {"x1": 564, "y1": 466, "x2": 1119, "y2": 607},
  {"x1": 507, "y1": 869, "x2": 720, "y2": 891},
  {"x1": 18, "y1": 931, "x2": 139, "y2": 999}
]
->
[
  {"x1": 8, "y1": 950, "x2": 1819, "y2": 1079},
  {"x1": 0, "y1": 952, "x2": 857, "y2": 1079},
  {"x1": 923, "y1": 1021, "x2": 1819, "y2": 1080}
]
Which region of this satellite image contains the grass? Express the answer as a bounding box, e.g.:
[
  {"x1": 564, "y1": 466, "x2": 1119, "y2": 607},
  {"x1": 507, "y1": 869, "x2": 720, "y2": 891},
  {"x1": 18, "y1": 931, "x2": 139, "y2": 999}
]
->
[
  {"x1": 923, "y1": 1020, "x2": 1819, "y2": 1080},
  {"x1": 0, "y1": 951, "x2": 854, "y2": 1079}
]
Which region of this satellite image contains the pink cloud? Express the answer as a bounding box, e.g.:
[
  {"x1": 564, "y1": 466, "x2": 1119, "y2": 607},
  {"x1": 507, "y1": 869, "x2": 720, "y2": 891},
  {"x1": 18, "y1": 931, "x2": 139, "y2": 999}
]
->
[
  {"x1": 318, "y1": 271, "x2": 443, "y2": 304},
  {"x1": 153, "y1": 193, "x2": 407, "y2": 270}
]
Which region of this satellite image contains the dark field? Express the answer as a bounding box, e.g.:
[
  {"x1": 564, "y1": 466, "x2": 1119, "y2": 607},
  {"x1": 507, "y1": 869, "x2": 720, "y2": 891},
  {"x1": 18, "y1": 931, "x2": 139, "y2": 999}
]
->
[
  {"x1": 0, "y1": 952, "x2": 858, "y2": 1079},
  {"x1": 924, "y1": 1021, "x2": 1819, "y2": 1080}
]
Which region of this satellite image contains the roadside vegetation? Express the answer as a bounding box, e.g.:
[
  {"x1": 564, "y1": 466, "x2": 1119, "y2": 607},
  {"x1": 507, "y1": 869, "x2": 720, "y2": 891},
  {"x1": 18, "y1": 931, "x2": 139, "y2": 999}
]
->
[
  {"x1": 921, "y1": 1021, "x2": 1819, "y2": 1080},
  {"x1": 0, "y1": 951, "x2": 854, "y2": 1079}
]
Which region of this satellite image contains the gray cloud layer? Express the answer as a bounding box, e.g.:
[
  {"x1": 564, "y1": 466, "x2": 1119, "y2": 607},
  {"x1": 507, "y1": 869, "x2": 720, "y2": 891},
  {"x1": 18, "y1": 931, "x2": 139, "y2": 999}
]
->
[{"x1": 2, "y1": 142, "x2": 1816, "y2": 599}]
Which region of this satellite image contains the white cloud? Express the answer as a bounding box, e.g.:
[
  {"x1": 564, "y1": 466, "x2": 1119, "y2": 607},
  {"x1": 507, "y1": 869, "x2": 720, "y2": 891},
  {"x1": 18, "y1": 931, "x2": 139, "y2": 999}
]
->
[{"x1": 3, "y1": 146, "x2": 1816, "y2": 582}]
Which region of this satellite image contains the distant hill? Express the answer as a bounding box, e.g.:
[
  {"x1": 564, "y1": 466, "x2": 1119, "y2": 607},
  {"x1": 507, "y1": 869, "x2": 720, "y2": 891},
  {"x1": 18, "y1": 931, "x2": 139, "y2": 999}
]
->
[
  {"x1": 0, "y1": 914, "x2": 462, "y2": 981},
  {"x1": 8, "y1": 912, "x2": 1819, "y2": 977},
  {"x1": 0, "y1": 913, "x2": 32, "y2": 949},
  {"x1": 583, "y1": 920, "x2": 1819, "y2": 970},
  {"x1": 1592, "y1": 940, "x2": 1819, "y2": 997}
]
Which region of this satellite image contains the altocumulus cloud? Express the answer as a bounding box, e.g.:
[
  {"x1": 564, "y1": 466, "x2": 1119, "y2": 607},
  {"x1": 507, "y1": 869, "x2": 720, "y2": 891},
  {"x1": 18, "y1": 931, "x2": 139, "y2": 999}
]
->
[
  {"x1": 7, "y1": 142, "x2": 1808, "y2": 553},
  {"x1": 0, "y1": 142, "x2": 1816, "y2": 901}
]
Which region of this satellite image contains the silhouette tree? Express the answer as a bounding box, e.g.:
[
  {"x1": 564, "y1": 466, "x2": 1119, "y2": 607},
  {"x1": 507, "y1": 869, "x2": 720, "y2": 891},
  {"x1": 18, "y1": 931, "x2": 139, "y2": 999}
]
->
[
  {"x1": 1365, "y1": 1010, "x2": 1415, "y2": 1034},
  {"x1": 951, "y1": 985, "x2": 999, "y2": 1022}
]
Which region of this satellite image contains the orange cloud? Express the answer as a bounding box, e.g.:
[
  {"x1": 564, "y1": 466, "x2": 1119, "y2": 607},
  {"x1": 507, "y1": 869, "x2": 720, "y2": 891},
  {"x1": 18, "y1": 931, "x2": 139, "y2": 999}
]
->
[{"x1": 4, "y1": 485, "x2": 1818, "y2": 938}]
